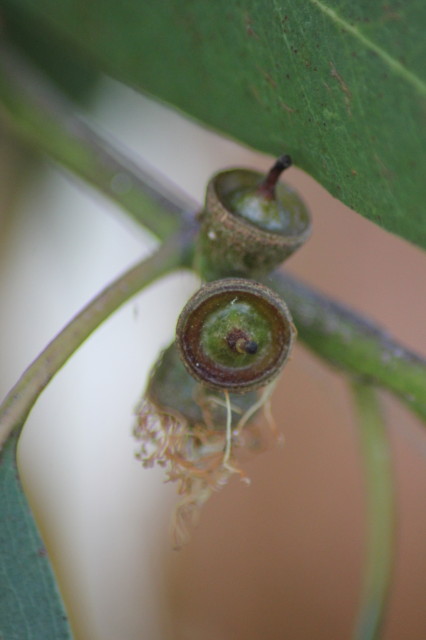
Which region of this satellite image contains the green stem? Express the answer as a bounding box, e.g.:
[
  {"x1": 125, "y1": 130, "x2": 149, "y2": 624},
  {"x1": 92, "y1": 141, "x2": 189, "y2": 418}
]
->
[
  {"x1": 268, "y1": 271, "x2": 426, "y2": 421},
  {"x1": 352, "y1": 383, "x2": 394, "y2": 640},
  {"x1": 0, "y1": 228, "x2": 195, "y2": 448},
  {"x1": 0, "y1": 43, "x2": 196, "y2": 241}
]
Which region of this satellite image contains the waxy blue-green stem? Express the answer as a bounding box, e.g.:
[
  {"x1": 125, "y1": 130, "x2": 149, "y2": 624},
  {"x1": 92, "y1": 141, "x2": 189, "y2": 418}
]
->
[
  {"x1": 352, "y1": 383, "x2": 394, "y2": 640},
  {"x1": 0, "y1": 229, "x2": 195, "y2": 448}
]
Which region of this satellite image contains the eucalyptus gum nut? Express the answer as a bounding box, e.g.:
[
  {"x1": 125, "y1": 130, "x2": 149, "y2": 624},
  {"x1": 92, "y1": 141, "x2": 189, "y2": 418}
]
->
[
  {"x1": 145, "y1": 343, "x2": 258, "y2": 430},
  {"x1": 146, "y1": 343, "x2": 205, "y2": 425},
  {"x1": 176, "y1": 278, "x2": 296, "y2": 393},
  {"x1": 196, "y1": 167, "x2": 311, "y2": 281}
]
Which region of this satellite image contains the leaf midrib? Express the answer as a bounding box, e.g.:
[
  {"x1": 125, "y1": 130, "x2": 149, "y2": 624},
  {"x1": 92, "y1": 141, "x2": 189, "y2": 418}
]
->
[{"x1": 308, "y1": 0, "x2": 426, "y2": 95}]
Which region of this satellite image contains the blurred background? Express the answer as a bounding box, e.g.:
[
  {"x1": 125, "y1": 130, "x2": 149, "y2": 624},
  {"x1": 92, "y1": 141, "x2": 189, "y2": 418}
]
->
[{"x1": 1, "y1": 78, "x2": 426, "y2": 639}]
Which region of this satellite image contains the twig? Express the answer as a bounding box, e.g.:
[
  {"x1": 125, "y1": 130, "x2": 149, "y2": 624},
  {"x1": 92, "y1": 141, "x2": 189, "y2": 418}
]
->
[
  {"x1": 352, "y1": 383, "x2": 394, "y2": 640},
  {"x1": 0, "y1": 228, "x2": 195, "y2": 448},
  {"x1": 268, "y1": 271, "x2": 426, "y2": 421},
  {"x1": 0, "y1": 42, "x2": 197, "y2": 240}
]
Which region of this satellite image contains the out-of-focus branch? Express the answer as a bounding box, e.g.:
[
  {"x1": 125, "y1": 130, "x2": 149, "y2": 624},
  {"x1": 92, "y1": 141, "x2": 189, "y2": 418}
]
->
[
  {"x1": 0, "y1": 228, "x2": 195, "y2": 448},
  {"x1": 0, "y1": 42, "x2": 197, "y2": 240},
  {"x1": 352, "y1": 382, "x2": 394, "y2": 640},
  {"x1": 268, "y1": 271, "x2": 426, "y2": 421}
]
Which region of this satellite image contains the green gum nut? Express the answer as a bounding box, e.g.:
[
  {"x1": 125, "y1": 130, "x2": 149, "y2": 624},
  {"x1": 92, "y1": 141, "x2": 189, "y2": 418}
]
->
[
  {"x1": 196, "y1": 155, "x2": 312, "y2": 281},
  {"x1": 144, "y1": 343, "x2": 258, "y2": 430},
  {"x1": 176, "y1": 278, "x2": 296, "y2": 393}
]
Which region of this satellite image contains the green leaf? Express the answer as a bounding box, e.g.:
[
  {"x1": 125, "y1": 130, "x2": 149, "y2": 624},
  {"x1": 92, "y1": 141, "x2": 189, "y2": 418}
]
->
[
  {"x1": 2, "y1": 0, "x2": 426, "y2": 249},
  {"x1": 1, "y1": 4, "x2": 99, "y2": 101},
  {"x1": 0, "y1": 431, "x2": 72, "y2": 639}
]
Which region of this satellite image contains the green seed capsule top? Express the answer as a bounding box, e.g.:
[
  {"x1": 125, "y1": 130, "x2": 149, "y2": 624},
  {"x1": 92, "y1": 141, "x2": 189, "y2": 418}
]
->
[
  {"x1": 227, "y1": 155, "x2": 294, "y2": 234},
  {"x1": 176, "y1": 278, "x2": 296, "y2": 393},
  {"x1": 201, "y1": 301, "x2": 269, "y2": 367}
]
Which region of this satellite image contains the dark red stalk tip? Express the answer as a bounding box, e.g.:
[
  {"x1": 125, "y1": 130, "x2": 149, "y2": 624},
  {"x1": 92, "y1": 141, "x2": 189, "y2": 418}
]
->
[
  {"x1": 274, "y1": 154, "x2": 292, "y2": 172},
  {"x1": 257, "y1": 154, "x2": 292, "y2": 199}
]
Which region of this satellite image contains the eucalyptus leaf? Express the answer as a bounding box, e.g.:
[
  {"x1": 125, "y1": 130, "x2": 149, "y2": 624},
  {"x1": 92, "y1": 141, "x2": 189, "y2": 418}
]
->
[
  {"x1": 2, "y1": 0, "x2": 426, "y2": 249},
  {"x1": 1, "y1": 4, "x2": 98, "y2": 101},
  {"x1": 0, "y1": 431, "x2": 72, "y2": 639}
]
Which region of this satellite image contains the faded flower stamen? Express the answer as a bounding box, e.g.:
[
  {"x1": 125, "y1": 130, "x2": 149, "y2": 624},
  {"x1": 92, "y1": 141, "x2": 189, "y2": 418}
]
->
[{"x1": 133, "y1": 344, "x2": 280, "y2": 548}]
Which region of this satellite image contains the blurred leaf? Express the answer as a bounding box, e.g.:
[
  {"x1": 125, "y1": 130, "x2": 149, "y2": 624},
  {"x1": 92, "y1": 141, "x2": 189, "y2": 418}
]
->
[
  {"x1": 1, "y1": 3, "x2": 99, "y2": 101},
  {"x1": 1, "y1": 0, "x2": 425, "y2": 249},
  {"x1": 0, "y1": 431, "x2": 72, "y2": 639}
]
